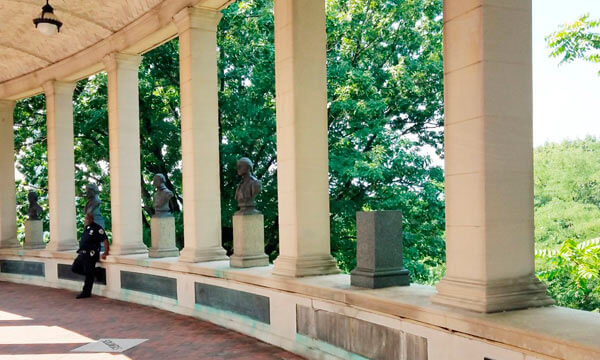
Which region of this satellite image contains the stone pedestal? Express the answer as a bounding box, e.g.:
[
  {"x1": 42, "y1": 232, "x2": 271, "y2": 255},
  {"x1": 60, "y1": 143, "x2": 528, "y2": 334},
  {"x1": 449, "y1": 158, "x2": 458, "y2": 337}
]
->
[
  {"x1": 24, "y1": 220, "x2": 45, "y2": 249},
  {"x1": 230, "y1": 214, "x2": 269, "y2": 268},
  {"x1": 149, "y1": 216, "x2": 179, "y2": 258},
  {"x1": 351, "y1": 211, "x2": 410, "y2": 288}
]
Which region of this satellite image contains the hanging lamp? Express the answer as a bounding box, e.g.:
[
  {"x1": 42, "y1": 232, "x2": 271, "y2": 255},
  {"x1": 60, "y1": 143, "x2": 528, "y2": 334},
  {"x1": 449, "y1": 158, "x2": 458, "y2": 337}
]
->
[{"x1": 33, "y1": 0, "x2": 63, "y2": 35}]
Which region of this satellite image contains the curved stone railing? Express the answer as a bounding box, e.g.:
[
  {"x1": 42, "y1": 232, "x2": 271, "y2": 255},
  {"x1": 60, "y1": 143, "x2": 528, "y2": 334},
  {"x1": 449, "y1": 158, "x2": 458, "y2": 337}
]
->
[{"x1": 0, "y1": 250, "x2": 599, "y2": 360}]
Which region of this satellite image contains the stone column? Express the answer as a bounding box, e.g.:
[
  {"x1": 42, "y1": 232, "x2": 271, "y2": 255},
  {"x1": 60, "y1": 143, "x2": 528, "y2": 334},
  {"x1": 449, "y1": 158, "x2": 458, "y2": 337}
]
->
[
  {"x1": 431, "y1": 0, "x2": 553, "y2": 312},
  {"x1": 271, "y1": 0, "x2": 338, "y2": 277},
  {"x1": 173, "y1": 8, "x2": 227, "y2": 263},
  {"x1": 0, "y1": 100, "x2": 18, "y2": 249},
  {"x1": 44, "y1": 81, "x2": 78, "y2": 252},
  {"x1": 103, "y1": 53, "x2": 147, "y2": 255}
]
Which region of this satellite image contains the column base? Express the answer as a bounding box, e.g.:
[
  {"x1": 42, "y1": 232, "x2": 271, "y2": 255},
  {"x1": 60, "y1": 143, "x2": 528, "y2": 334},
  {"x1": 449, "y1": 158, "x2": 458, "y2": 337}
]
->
[
  {"x1": 178, "y1": 246, "x2": 228, "y2": 263},
  {"x1": 45, "y1": 239, "x2": 79, "y2": 252},
  {"x1": 272, "y1": 254, "x2": 340, "y2": 277},
  {"x1": 0, "y1": 237, "x2": 20, "y2": 249},
  {"x1": 351, "y1": 267, "x2": 410, "y2": 288},
  {"x1": 109, "y1": 244, "x2": 148, "y2": 256},
  {"x1": 149, "y1": 248, "x2": 180, "y2": 258},
  {"x1": 230, "y1": 253, "x2": 269, "y2": 268},
  {"x1": 431, "y1": 275, "x2": 555, "y2": 313},
  {"x1": 23, "y1": 244, "x2": 46, "y2": 250}
]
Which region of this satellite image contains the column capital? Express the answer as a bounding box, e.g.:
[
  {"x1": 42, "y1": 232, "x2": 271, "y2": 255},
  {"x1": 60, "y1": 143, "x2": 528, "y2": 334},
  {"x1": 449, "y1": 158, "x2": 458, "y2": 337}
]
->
[
  {"x1": 173, "y1": 7, "x2": 223, "y2": 33},
  {"x1": 0, "y1": 99, "x2": 16, "y2": 113},
  {"x1": 102, "y1": 53, "x2": 142, "y2": 73},
  {"x1": 42, "y1": 81, "x2": 76, "y2": 98}
]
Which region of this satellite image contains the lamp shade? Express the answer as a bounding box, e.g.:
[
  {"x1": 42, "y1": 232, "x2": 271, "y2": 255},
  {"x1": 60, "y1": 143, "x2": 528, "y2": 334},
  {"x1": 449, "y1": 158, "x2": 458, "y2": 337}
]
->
[{"x1": 33, "y1": 1, "x2": 62, "y2": 35}]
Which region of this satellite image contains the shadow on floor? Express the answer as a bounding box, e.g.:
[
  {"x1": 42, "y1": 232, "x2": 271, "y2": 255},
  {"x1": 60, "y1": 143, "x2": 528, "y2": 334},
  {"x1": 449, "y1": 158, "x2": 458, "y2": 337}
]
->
[{"x1": 0, "y1": 281, "x2": 303, "y2": 360}]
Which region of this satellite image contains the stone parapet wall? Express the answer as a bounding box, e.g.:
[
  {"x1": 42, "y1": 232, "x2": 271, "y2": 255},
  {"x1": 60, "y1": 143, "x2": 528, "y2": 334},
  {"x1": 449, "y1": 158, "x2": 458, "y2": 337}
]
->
[{"x1": 0, "y1": 252, "x2": 597, "y2": 360}]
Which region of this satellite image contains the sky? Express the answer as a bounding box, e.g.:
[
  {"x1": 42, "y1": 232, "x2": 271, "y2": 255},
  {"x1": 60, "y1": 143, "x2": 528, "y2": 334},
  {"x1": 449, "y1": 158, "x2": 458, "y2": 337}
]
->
[{"x1": 533, "y1": 0, "x2": 600, "y2": 147}]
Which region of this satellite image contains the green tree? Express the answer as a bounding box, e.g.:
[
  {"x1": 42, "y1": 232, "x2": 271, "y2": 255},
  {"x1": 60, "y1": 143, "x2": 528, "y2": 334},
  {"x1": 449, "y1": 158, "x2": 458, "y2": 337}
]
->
[
  {"x1": 546, "y1": 14, "x2": 600, "y2": 75},
  {"x1": 534, "y1": 138, "x2": 600, "y2": 248},
  {"x1": 13, "y1": 95, "x2": 48, "y2": 242},
  {"x1": 534, "y1": 139, "x2": 600, "y2": 311},
  {"x1": 217, "y1": 0, "x2": 278, "y2": 255},
  {"x1": 536, "y1": 238, "x2": 600, "y2": 311},
  {"x1": 325, "y1": 0, "x2": 445, "y2": 281}
]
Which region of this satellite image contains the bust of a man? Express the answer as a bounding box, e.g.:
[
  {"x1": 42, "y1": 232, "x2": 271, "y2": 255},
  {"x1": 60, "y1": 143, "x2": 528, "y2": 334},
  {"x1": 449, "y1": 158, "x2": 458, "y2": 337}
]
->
[
  {"x1": 235, "y1": 157, "x2": 261, "y2": 215},
  {"x1": 27, "y1": 191, "x2": 43, "y2": 221},
  {"x1": 84, "y1": 183, "x2": 104, "y2": 228},
  {"x1": 152, "y1": 174, "x2": 173, "y2": 217}
]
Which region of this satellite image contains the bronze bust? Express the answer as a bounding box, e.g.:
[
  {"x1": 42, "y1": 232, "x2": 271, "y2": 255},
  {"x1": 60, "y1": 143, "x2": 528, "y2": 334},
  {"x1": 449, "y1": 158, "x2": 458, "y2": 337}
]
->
[
  {"x1": 235, "y1": 157, "x2": 261, "y2": 215},
  {"x1": 152, "y1": 174, "x2": 173, "y2": 217},
  {"x1": 27, "y1": 191, "x2": 43, "y2": 221},
  {"x1": 84, "y1": 183, "x2": 105, "y2": 228}
]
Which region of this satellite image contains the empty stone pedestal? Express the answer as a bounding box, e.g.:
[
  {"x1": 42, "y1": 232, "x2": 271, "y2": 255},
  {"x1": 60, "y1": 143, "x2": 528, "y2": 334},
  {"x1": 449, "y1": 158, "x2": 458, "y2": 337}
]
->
[
  {"x1": 149, "y1": 216, "x2": 179, "y2": 258},
  {"x1": 230, "y1": 213, "x2": 269, "y2": 268},
  {"x1": 351, "y1": 211, "x2": 410, "y2": 288},
  {"x1": 24, "y1": 220, "x2": 45, "y2": 249}
]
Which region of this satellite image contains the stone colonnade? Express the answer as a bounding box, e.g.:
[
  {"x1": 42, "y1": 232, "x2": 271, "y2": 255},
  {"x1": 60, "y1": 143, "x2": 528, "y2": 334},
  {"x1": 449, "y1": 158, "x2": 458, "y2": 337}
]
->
[
  {"x1": 0, "y1": 0, "x2": 551, "y2": 313},
  {"x1": 0, "y1": 2, "x2": 336, "y2": 276}
]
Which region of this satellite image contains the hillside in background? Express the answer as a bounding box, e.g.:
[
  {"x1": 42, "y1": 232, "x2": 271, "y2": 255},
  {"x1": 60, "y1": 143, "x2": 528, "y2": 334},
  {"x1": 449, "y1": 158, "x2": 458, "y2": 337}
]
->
[
  {"x1": 534, "y1": 138, "x2": 600, "y2": 311},
  {"x1": 535, "y1": 137, "x2": 600, "y2": 247}
]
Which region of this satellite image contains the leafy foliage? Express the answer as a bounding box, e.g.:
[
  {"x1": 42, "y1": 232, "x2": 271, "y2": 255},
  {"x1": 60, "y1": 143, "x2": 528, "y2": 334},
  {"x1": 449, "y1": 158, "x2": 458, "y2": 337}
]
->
[
  {"x1": 534, "y1": 138, "x2": 600, "y2": 247},
  {"x1": 217, "y1": 0, "x2": 278, "y2": 255},
  {"x1": 325, "y1": 0, "x2": 445, "y2": 282},
  {"x1": 534, "y1": 138, "x2": 600, "y2": 311},
  {"x1": 546, "y1": 14, "x2": 600, "y2": 75},
  {"x1": 536, "y1": 238, "x2": 600, "y2": 311},
  {"x1": 13, "y1": 95, "x2": 48, "y2": 241}
]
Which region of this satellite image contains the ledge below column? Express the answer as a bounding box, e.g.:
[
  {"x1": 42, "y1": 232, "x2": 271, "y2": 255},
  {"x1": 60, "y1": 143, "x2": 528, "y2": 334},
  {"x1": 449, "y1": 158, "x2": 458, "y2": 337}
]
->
[
  {"x1": 272, "y1": 254, "x2": 339, "y2": 277},
  {"x1": 432, "y1": 275, "x2": 554, "y2": 313}
]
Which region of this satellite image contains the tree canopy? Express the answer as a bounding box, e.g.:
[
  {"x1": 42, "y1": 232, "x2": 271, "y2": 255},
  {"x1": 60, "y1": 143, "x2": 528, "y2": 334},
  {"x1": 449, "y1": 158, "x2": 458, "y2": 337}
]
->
[{"x1": 546, "y1": 14, "x2": 600, "y2": 75}]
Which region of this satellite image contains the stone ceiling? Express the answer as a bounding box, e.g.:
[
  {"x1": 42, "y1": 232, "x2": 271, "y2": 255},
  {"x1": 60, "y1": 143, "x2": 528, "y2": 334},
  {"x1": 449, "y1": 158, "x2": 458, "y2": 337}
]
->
[{"x1": 0, "y1": 0, "x2": 165, "y2": 83}]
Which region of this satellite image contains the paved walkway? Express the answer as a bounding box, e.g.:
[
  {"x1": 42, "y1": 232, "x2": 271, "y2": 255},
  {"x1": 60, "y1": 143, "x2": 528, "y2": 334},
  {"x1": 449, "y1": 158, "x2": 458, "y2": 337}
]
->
[{"x1": 0, "y1": 281, "x2": 303, "y2": 360}]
